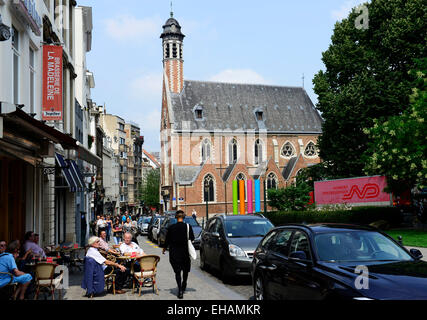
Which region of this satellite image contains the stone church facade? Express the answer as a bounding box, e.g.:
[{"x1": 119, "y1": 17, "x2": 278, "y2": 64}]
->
[{"x1": 159, "y1": 13, "x2": 323, "y2": 217}]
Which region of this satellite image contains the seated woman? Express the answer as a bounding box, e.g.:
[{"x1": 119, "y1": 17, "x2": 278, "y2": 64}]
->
[
  {"x1": 85, "y1": 236, "x2": 128, "y2": 295},
  {"x1": 0, "y1": 241, "x2": 33, "y2": 300}
]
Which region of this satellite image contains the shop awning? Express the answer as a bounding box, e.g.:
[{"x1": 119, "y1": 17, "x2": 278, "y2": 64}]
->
[
  {"x1": 55, "y1": 153, "x2": 78, "y2": 192},
  {"x1": 69, "y1": 160, "x2": 86, "y2": 191}
]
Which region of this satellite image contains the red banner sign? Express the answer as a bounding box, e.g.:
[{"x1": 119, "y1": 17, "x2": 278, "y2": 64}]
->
[
  {"x1": 314, "y1": 176, "x2": 391, "y2": 205},
  {"x1": 42, "y1": 45, "x2": 63, "y2": 121}
]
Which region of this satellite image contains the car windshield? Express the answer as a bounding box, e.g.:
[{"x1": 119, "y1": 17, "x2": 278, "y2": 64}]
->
[
  {"x1": 224, "y1": 219, "x2": 274, "y2": 238},
  {"x1": 167, "y1": 217, "x2": 200, "y2": 227},
  {"x1": 314, "y1": 231, "x2": 413, "y2": 263},
  {"x1": 141, "y1": 217, "x2": 151, "y2": 224}
]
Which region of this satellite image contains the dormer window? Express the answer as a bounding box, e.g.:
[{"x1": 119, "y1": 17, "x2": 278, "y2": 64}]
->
[
  {"x1": 255, "y1": 111, "x2": 264, "y2": 121},
  {"x1": 194, "y1": 106, "x2": 203, "y2": 120}
]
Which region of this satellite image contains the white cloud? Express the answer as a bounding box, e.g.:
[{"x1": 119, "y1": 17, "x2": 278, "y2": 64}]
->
[
  {"x1": 209, "y1": 69, "x2": 271, "y2": 85},
  {"x1": 130, "y1": 73, "x2": 163, "y2": 102},
  {"x1": 104, "y1": 15, "x2": 162, "y2": 42},
  {"x1": 331, "y1": 0, "x2": 367, "y2": 21}
]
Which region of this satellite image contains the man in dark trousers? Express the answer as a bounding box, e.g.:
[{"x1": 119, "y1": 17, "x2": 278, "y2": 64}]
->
[{"x1": 162, "y1": 210, "x2": 194, "y2": 299}]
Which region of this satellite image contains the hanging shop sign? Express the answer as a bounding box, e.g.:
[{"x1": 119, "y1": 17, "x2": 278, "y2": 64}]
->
[
  {"x1": 42, "y1": 45, "x2": 63, "y2": 121},
  {"x1": 12, "y1": 0, "x2": 42, "y2": 36}
]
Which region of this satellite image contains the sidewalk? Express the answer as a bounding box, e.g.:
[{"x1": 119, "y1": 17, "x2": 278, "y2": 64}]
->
[{"x1": 61, "y1": 236, "x2": 245, "y2": 300}]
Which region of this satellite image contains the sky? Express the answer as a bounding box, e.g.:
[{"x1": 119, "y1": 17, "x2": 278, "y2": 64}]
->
[{"x1": 81, "y1": 0, "x2": 366, "y2": 153}]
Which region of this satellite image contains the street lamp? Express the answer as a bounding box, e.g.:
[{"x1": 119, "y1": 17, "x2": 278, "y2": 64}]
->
[{"x1": 204, "y1": 179, "x2": 210, "y2": 227}]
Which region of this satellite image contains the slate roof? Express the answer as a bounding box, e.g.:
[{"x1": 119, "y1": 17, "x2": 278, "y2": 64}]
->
[
  {"x1": 174, "y1": 165, "x2": 204, "y2": 185},
  {"x1": 170, "y1": 80, "x2": 323, "y2": 133},
  {"x1": 282, "y1": 155, "x2": 300, "y2": 180}
]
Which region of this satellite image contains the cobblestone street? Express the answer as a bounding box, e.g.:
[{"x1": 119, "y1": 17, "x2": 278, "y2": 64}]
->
[{"x1": 60, "y1": 236, "x2": 247, "y2": 300}]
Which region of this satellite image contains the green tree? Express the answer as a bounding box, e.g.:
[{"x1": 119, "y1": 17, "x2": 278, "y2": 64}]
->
[
  {"x1": 139, "y1": 169, "x2": 160, "y2": 208},
  {"x1": 313, "y1": 0, "x2": 426, "y2": 178},
  {"x1": 364, "y1": 59, "x2": 427, "y2": 194},
  {"x1": 268, "y1": 182, "x2": 312, "y2": 211}
]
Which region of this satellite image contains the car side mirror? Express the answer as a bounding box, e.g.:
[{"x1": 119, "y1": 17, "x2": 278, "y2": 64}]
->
[
  {"x1": 212, "y1": 232, "x2": 220, "y2": 238},
  {"x1": 410, "y1": 249, "x2": 423, "y2": 260},
  {"x1": 290, "y1": 251, "x2": 307, "y2": 260}
]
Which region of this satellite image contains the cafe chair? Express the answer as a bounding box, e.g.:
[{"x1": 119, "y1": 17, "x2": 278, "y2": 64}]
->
[
  {"x1": 104, "y1": 266, "x2": 116, "y2": 296},
  {"x1": 69, "y1": 248, "x2": 85, "y2": 272},
  {"x1": 132, "y1": 255, "x2": 160, "y2": 296},
  {"x1": 34, "y1": 263, "x2": 64, "y2": 300},
  {"x1": 0, "y1": 272, "x2": 17, "y2": 300}
]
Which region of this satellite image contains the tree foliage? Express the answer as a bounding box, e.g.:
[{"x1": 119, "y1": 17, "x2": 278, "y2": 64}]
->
[
  {"x1": 363, "y1": 59, "x2": 427, "y2": 194},
  {"x1": 313, "y1": 0, "x2": 427, "y2": 178},
  {"x1": 139, "y1": 169, "x2": 160, "y2": 208},
  {"x1": 268, "y1": 183, "x2": 312, "y2": 211}
]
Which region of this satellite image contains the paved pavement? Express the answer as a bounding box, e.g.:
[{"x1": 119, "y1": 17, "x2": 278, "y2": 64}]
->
[{"x1": 60, "y1": 236, "x2": 246, "y2": 300}]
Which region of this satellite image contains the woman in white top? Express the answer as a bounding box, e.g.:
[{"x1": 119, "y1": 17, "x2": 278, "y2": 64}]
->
[{"x1": 86, "y1": 236, "x2": 128, "y2": 294}]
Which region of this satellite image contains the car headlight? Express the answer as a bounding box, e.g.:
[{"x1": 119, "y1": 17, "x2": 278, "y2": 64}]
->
[
  {"x1": 229, "y1": 244, "x2": 247, "y2": 257},
  {"x1": 353, "y1": 297, "x2": 374, "y2": 301}
]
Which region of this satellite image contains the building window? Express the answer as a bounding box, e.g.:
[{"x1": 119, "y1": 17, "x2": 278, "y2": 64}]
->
[
  {"x1": 172, "y1": 43, "x2": 177, "y2": 58},
  {"x1": 120, "y1": 137, "x2": 126, "y2": 145},
  {"x1": 201, "y1": 139, "x2": 211, "y2": 162},
  {"x1": 255, "y1": 111, "x2": 264, "y2": 121},
  {"x1": 203, "y1": 174, "x2": 215, "y2": 202},
  {"x1": 12, "y1": 26, "x2": 20, "y2": 105},
  {"x1": 281, "y1": 142, "x2": 296, "y2": 158},
  {"x1": 229, "y1": 138, "x2": 238, "y2": 164},
  {"x1": 119, "y1": 123, "x2": 125, "y2": 131},
  {"x1": 267, "y1": 172, "x2": 278, "y2": 190},
  {"x1": 254, "y1": 139, "x2": 263, "y2": 165},
  {"x1": 165, "y1": 43, "x2": 170, "y2": 59},
  {"x1": 29, "y1": 48, "x2": 35, "y2": 113},
  {"x1": 304, "y1": 142, "x2": 317, "y2": 157},
  {"x1": 195, "y1": 108, "x2": 203, "y2": 119}
]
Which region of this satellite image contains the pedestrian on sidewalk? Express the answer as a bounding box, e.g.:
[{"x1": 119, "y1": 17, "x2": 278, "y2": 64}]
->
[
  {"x1": 162, "y1": 210, "x2": 195, "y2": 299},
  {"x1": 192, "y1": 209, "x2": 197, "y2": 221}
]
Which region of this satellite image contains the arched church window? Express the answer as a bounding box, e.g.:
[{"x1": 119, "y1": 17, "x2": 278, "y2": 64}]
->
[
  {"x1": 304, "y1": 142, "x2": 317, "y2": 157},
  {"x1": 203, "y1": 174, "x2": 215, "y2": 202},
  {"x1": 281, "y1": 142, "x2": 295, "y2": 158},
  {"x1": 229, "y1": 139, "x2": 238, "y2": 164},
  {"x1": 201, "y1": 139, "x2": 211, "y2": 162},
  {"x1": 267, "y1": 172, "x2": 278, "y2": 190}
]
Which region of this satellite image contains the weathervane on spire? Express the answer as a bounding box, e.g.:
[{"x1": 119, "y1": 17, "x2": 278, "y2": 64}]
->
[{"x1": 170, "y1": 1, "x2": 174, "y2": 17}]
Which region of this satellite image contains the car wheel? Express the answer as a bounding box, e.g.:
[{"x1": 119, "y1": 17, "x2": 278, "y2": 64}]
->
[{"x1": 254, "y1": 274, "x2": 265, "y2": 300}]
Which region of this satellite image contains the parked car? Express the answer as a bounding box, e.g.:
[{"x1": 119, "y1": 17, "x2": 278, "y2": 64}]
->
[
  {"x1": 137, "y1": 216, "x2": 152, "y2": 235},
  {"x1": 199, "y1": 214, "x2": 274, "y2": 282},
  {"x1": 157, "y1": 215, "x2": 202, "y2": 248},
  {"x1": 147, "y1": 215, "x2": 159, "y2": 241},
  {"x1": 151, "y1": 216, "x2": 165, "y2": 243},
  {"x1": 251, "y1": 223, "x2": 427, "y2": 300}
]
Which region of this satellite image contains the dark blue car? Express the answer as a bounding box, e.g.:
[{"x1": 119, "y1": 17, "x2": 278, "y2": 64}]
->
[{"x1": 252, "y1": 224, "x2": 427, "y2": 300}]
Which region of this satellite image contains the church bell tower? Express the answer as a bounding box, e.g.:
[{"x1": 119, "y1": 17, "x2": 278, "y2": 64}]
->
[{"x1": 161, "y1": 11, "x2": 185, "y2": 94}]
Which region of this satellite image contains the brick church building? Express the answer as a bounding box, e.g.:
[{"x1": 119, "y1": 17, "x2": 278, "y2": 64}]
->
[{"x1": 159, "y1": 13, "x2": 323, "y2": 216}]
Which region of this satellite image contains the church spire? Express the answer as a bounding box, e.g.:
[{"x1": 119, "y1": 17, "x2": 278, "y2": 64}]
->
[{"x1": 161, "y1": 11, "x2": 185, "y2": 94}]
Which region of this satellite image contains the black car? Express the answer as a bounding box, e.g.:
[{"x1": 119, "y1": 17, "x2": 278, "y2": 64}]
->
[
  {"x1": 199, "y1": 214, "x2": 274, "y2": 282},
  {"x1": 147, "y1": 215, "x2": 159, "y2": 241},
  {"x1": 251, "y1": 223, "x2": 427, "y2": 300},
  {"x1": 158, "y1": 216, "x2": 202, "y2": 248}
]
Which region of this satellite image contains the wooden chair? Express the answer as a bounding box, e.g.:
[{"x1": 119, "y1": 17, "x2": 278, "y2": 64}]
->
[
  {"x1": 0, "y1": 272, "x2": 17, "y2": 300},
  {"x1": 34, "y1": 263, "x2": 64, "y2": 300},
  {"x1": 99, "y1": 249, "x2": 117, "y2": 295},
  {"x1": 132, "y1": 255, "x2": 160, "y2": 296}
]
